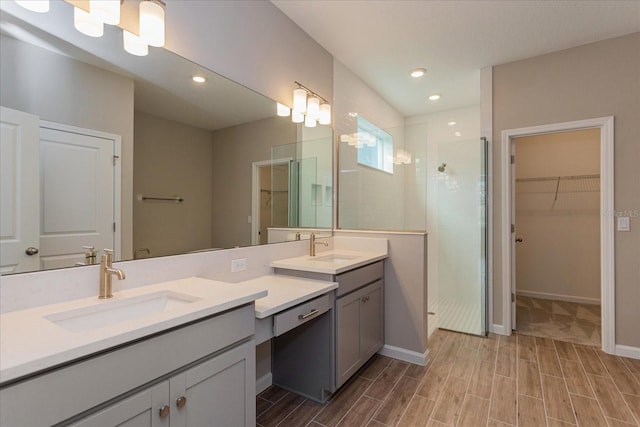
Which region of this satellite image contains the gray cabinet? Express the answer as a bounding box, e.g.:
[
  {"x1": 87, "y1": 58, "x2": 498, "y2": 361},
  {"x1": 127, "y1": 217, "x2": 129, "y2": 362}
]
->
[
  {"x1": 1, "y1": 305, "x2": 256, "y2": 427},
  {"x1": 73, "y1": 341, "x2": 254, "y2": 427},
  {"x1": 336, "y1": 280, "x2": 383, "y2": 388}
]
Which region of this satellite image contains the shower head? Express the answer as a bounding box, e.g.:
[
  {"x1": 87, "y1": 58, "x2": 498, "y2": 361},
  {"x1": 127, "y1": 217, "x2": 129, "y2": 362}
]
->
[{"x1": 438, "y1": 163, "x2": 446, "y2": 172}]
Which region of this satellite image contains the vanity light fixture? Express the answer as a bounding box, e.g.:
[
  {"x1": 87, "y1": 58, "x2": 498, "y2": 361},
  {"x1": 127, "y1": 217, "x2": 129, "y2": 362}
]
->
[
  {"x1": 290, "y1": 81, "x2": 331, "y2": 127},
  {"x1": 15, "y1": 0, "x2": 49, "y2": 13},
  {"x1": 410, "y1": 68, "x2": 426, "y2": 78},
  {"x1": 429, "y1": 93, "x2": 441, "y2": 101},
  {"x1": 192, "y1": 76, "x2": 206, "y2": 83},
  {"x1": 17, "y1": 0, "x2": 167, "y2": 57}
]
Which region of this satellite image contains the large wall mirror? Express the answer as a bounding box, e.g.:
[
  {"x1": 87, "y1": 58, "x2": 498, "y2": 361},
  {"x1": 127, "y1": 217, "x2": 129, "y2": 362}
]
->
[{"x1": 0, "y1": 2, "x2": 333, "y2": 275}]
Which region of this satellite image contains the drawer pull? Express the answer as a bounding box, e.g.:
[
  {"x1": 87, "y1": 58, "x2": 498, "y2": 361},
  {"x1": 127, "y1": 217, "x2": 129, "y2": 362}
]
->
[
  {"x1": 298, "y1": 309, "x2": 319, "y2": 320},
  {"x1": 361, "y1": 296, "x2": 370, "y2": 302},
  {"x1": 159, "y1": 405, "x2": 170, "y2": 418}
]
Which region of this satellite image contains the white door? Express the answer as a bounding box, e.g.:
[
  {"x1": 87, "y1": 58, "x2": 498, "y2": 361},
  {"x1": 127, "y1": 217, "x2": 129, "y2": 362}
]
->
[
  {"x1": 38, "y1": 125, "x2": 117, "y2": 270},
  {"x1": 0, "y1": 106, "x2": 40, "y2": 274},
  {"x1": 511, "y1": 142, "x2": 517, "y2": 329}
]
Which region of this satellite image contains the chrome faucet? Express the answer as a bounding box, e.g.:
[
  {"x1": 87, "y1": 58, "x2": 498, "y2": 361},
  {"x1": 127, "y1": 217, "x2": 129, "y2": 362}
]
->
[
  {"x1": 309, "y1": 233, "x2": 328, "y2": 256},
  {"x1": 99, "y1": 249, "x2": 125, "y2": 299}
]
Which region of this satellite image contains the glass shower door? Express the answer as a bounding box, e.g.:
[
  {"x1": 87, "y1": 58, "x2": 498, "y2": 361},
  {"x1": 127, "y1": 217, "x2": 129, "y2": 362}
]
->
[{"x1": 436, "y1": 137, "x2": 488, "y2": 336}]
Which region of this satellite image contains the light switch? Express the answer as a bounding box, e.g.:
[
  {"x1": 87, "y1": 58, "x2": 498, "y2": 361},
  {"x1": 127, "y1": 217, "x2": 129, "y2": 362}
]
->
[
  {"x1": 231, "y1": 258, "x2": 248, "y2": 272},
  {"x1": 617, "y1": 216, "x2": 630, "y2": 232}
]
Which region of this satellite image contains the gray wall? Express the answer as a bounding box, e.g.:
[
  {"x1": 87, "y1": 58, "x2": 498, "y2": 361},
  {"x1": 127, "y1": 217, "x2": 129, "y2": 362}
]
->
[
  {"x1": 493, "y1": 32, "x2": 640, "y2": 347},
  {"x1": 166, "y1": 1, "x2": 333, "y2": 111},
  {"x1": 133, "y1": 111, "x2": 213, "y2": 257},
  {"x1": 0, "y1": 34, "x2": 135, "y2": 259}
]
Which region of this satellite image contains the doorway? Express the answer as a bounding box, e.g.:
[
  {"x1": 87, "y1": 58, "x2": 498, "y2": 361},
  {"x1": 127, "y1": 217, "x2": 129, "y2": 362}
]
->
[
  {"x1": 501, "y1": 117, "x2": 615, "y2": 353},
  {"x1": 513, "y1": 129, "x2": 601, "y2": 346},
  {"x1": 251, "y1": 159, "x2": 291, "y2": 245}
]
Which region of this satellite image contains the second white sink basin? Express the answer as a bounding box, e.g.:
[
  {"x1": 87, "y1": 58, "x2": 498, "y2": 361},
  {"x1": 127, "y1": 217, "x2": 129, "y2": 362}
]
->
[
  {"x1": 311, "y1": 254, "x2": 360, "y2": 263},
  {"x1": 45, "y1": 291, "x2": 202, "y2": 333}
]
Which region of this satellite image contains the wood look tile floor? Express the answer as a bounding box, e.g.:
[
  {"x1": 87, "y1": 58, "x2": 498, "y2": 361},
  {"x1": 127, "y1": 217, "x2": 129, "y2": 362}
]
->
[{"x1": 256, "y1": 330, "x2": 640, "y2": 427}]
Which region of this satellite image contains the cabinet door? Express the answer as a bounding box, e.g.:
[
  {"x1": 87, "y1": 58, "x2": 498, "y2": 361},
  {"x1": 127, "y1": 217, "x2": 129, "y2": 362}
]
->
[
  {"x1": 336, "y1": 290, "x2": 362, "y2": 388},
  {"x1": 169, "y1": 340, "x2": 255, "y2": 427},
  {"x1": 72, "y1": 382, "x2": 169, "y2": 427},
  {"x1": 360, "y1": 280, "x2": 383, "y2": 360}
]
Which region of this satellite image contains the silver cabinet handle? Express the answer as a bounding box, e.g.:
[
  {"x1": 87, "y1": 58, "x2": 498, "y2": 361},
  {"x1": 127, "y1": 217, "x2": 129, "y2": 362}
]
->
[
  {"x1": 361, "y1": 296, "x2": 370, "y2": 302},
  {"x1": 25, "y1": 247, "x2": 39, "y2": 255},
  {"x1": 298, "y1": 309, "x2": 319, "y2": 320}
]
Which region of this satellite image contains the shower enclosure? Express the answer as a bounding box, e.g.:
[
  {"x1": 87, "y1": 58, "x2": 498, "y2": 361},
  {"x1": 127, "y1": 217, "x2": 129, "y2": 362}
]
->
[{"x1": 434, "y1": 136, "x2": 489, "y2": 336}]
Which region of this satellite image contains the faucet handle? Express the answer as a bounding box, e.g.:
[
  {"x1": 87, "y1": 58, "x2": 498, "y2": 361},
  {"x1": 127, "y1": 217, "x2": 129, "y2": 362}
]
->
[
  {"x1": 103, "y1": 249, "x2": 114, "y2": 264},
  {"x1": 103, "y1": 248, "x2": 114, "y2": 254}
]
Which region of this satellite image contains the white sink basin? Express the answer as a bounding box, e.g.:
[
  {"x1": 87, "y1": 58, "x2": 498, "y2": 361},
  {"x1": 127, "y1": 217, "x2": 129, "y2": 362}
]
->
[
  {"x1": 311, "y1": 254, "x2": 360, "y2": 263},
  {"x1": 45, "y1": 291, "x2": 202, "y2": 333}
]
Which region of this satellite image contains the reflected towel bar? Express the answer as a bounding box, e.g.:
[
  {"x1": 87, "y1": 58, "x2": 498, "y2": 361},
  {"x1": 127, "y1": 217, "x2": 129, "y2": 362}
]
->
[{"x1": 140, "y1": 196, "x2": 184, "y2": 203}]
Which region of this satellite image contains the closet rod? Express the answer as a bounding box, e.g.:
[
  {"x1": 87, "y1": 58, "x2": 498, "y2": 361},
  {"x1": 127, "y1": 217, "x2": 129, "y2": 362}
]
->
[
  {"x1": 516, "y1": 173, "x2": 599, "y2": 183},
  {"x1": 141, "y1": 196, "x2": 184, "y2": 203}
]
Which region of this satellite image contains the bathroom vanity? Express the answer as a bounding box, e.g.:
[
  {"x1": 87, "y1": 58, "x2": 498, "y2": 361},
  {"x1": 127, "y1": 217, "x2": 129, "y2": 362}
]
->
[
  {"x1": 270, "y1": 244, "x2": 387, "y2": 399},
  {"x1": 0, "y1": 278, "x2": 267, "y2": 426}
]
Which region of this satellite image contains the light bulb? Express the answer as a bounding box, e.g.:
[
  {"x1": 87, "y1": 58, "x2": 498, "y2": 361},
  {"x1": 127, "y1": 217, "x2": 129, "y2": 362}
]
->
[
  {"x1": 90, "y1": 0, "x2": 120, "y2": 25},
  {"x1": 74, "y1": 7, "x2": 103, "y2": 38},
  {"x1": 291, "y1": 109, "x2": 304, "y2": 123},
  {"x1": 15, "y1": 0, "x2": 49, "y2": 12},
  {"x1": 306, "y1": 97, "x2": 320, "y2": 120},
  {"x1": 123, "y1": 31, "x2": 149, "y2": 56},
  {"x1": 277, "y1": 103, "x2": 291, "y2": 117},
  {"x1": 139, "y1": 0, "x2": 165, "y2": 47},
  {"x1": 319, "y1": 103, "x2": 331, "y2": 125},
  {"x1": 304, "y1": 114, "x2": 317, "y2": 128},
  {"x1": 293, "y1": 88, "x2": 307, "y2": 113}
]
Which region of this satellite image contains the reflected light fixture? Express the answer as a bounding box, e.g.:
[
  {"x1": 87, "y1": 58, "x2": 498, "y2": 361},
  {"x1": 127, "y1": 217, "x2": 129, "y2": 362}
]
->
[
  {"x1": 447, "y1": 121, "x2": 456, "y2": 126},
  {"x1": 123, "y1": 30, "x2": 148, "y2": 56},
  {"x1": 289, "y1": 81, "x2": 331, "y2": 127},
  {"x1": 429, "y1": 94, "x2": 441, "y2": 101},
  {"x1": 15, "y1": 0, "x2": 49, "y2": 13},
  {"x1": 17, "y1": 0, "x2": 166, "y2": 57},
  {"x1": 74, "y1": 6, "x2": 104, "y2": 38},
  {"x1": 90, "y1": 0, "x2": 120, "y2": 25},
  {"x1": 139, "y1": 0, "x2": 165, "y2": 47},
  {"x1": 277, "y1": 103, "x2": 291, "y2": 117},
  {"x1": 192, "y1": 76, "x2": 206, "y2": 83},
  {"x1": 410, "y1": 68, "x2": 426, "y2": 78}
]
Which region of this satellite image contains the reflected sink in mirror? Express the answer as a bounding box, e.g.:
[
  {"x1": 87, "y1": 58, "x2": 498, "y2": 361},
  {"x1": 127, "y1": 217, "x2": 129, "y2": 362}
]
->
[
  {"x1": 44, "y1": 291, "x2": 202, "y2": 333},
  {"x1": 311, "y1": 254, "x2": 360, "y2": 263}
]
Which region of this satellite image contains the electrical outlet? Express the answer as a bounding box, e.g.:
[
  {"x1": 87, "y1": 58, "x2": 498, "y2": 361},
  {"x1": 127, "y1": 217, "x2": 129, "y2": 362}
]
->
[{"x1": 231, "y1": 258, "x2": 247, "y2": 272}]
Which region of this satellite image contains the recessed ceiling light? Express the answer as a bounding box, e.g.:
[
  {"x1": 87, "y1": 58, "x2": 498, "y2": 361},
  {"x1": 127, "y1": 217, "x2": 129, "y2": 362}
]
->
[
  {"x1": 447, "y1": 121, "x2": 456, "y2": 126},
  {"x1": 429, "y1": 94, "x2": 441, "y2": 101},
  {"x1": 192, "y1": 76, "x2": 206, "y2": 83},
  {"x1": 410, "y1": 68, "x2": 426, "y2": 78}
]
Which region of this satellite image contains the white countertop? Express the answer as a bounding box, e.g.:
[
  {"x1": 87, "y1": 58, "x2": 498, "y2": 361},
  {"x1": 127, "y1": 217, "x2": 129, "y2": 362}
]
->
[
  {"x1": 0, "y1": 277, "x2": 266, "y2": 384},
  {"x1": 270, "y1": 249, "x2": 387, "y2": 274},
  {"x1": 239, "y1": 275, "x2": 338, "y2": 319}
]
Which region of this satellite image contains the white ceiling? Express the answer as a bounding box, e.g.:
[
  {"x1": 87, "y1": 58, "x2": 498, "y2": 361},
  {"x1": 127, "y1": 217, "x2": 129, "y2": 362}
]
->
[{"x1": 272, "y1": 0, "x2": 640, "y2": 118}]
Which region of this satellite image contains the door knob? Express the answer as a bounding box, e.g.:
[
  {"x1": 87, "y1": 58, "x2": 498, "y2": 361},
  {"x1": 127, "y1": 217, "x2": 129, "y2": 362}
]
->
[
  {"x1": 25, "y1": 247, "x2": 39, "y2": 255},
  {"x1": 515, "y1": 238, "x2": 523, "y2": 243}
]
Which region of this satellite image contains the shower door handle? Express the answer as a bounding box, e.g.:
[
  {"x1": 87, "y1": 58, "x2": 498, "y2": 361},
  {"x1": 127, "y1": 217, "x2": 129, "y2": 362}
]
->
[{"x1": 515, "y1": 238, "x2": 523, "y2": 243}]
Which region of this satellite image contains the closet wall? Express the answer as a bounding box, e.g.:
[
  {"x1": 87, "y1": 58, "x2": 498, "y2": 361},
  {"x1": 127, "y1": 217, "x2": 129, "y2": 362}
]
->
[{"x1": 515, "y1": 129, "x2": 601, "y2": 304}]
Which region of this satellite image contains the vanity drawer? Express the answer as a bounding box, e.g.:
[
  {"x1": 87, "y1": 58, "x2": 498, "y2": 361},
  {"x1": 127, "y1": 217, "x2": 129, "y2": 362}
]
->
[
  {"x1": 336, "y1": 261, "x2": 383, "y2": 297},
  {"x1": 273, "y1": 293, "x2": 333, "y2": 337}
]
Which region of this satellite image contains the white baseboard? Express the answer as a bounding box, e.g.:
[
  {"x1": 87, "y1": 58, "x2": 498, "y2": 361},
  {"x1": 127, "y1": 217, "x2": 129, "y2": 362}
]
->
[
  {"x1": 490, "y1": 323, "x2": 510, "y2": 336},
  {"x1": 614, "y1": 344, "x2": 640, "y2": 360},
  {"x1": 256, "y1": 373, "x2": 272, "y2": 395},
  {"x1": 379, "y1": 345, "x2": 429, "y2": 366},
  {"x1": 516, "y1": 290, "x2": 600, "y2": 305}
]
